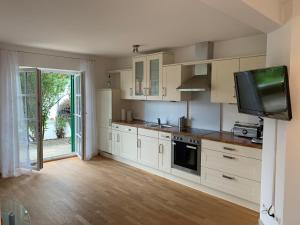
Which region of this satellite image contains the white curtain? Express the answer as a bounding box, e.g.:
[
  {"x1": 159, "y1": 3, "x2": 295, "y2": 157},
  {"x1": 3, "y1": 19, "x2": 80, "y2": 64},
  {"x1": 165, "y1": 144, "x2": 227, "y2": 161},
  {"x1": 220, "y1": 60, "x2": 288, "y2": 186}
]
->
[
  {"x1": 0, "y1": 50, "x2": 31, "y2": 177},
  {"x1": 80, "y1": 60, "x2": 97, "y2": 160}
]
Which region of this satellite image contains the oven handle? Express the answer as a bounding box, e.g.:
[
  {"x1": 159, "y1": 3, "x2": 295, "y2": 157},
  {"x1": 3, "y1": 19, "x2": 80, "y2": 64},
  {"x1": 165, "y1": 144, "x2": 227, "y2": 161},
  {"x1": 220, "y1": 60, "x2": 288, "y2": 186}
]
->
[{"x1": 186, "y1": 145, "x2": 197, "y2": 150}]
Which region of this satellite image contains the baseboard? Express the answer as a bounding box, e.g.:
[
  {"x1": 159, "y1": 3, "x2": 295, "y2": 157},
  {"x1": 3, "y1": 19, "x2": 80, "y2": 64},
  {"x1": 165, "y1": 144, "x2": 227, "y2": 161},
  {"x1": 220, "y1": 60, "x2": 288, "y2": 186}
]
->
[{"x1": 99, "y1": 151, "x2": 260, "y2": 212}]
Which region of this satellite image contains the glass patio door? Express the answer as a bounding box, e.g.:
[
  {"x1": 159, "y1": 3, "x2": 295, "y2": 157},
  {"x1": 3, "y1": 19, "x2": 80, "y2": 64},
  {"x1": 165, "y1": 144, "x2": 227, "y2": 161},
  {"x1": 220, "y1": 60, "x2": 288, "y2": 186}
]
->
[
  {"x1": 19, "y1": 68, "x2": 43, "y2": 170},
  {"x1": 74, "y1": 73, "x2": 86, "y2": 160}
]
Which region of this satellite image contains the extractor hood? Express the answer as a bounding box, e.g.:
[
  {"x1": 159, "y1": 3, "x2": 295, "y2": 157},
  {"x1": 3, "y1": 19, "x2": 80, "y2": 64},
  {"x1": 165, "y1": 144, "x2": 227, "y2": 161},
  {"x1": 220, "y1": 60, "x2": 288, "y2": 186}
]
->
[
  {"x1": 177, "y1": 42, "x2": 213, "y2": 92},
  {"x1": 177, "y1": 75, "x2": 210, "y2": 91}
]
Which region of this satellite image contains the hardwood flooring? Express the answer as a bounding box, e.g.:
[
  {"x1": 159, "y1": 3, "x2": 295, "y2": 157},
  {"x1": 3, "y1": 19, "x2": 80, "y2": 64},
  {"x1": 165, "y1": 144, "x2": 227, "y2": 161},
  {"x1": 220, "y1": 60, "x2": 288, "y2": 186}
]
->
[{"x1": 0, "y1": 156, "x2": 258, "y2": 225}]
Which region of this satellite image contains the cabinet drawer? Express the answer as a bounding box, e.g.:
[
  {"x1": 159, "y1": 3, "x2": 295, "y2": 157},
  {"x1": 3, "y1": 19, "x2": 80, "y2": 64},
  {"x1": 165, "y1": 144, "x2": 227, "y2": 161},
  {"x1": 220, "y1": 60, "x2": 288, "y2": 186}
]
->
[
  {"x1": 120, "y1": 125, "x2": 137, "y2": 134},
  {"x1": 159, "y1": 132, "x2": 171, "y2": 141},
  {"x1": 201, "y1": 167, "x2": 260, "y2": 203},
  {"x1": 138, "y1": 128, "x2": 158, "y2": 138},
  {"x1": 202, "y1": 149, "x2": 261, "y2": 182},
  {"x1": 202, "y1": 140, "x2": 261, "y2": 160}
]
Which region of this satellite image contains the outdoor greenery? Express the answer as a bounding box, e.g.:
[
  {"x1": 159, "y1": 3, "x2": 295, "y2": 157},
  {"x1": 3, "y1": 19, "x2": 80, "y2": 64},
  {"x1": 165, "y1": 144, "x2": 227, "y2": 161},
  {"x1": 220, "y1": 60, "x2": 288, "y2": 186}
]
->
[
  {"x1": 55, "y1": 98, "x2": 71, "y2": 139},
  {"x1": 20, "y1": 71, "x2": 70, "y2": 141}
]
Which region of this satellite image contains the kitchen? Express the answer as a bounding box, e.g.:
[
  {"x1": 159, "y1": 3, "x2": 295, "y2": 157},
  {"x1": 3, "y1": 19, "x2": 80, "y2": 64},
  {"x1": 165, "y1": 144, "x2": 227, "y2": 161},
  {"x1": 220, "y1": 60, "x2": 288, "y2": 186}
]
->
[{"x1": 96, "y1": 35, "x2": 268, "y2": 212}]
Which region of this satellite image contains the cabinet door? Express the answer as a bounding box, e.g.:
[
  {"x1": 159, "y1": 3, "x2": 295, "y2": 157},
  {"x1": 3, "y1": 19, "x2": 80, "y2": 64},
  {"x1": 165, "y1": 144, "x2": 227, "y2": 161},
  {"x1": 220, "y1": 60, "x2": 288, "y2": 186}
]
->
[
  {"x1": 112, "y1": 130, "x2": 121, "y2": 156},
  {"x1": 211, "y1": 59, "x2": 239, "y2": 104},
  {"x1": 99, "y1": 127, "x2": 112, "y2": 153},
  {"x1": 97, "y1": 89, "x2": 112, "y2": 128},
  {"x1": 133, "y1": 56, "x2": 147, "y2": 100},
  {"x1": 146, "y1": 54, "x2": 162, "y2": 100},
  {"x1": 162, "y1": 65, "x2": 182, "y2": 101},
  {"x1": 158, "y1": 140, "x2": 171, "y2": 173},
  {"x1": 120, "y1": 132, "x2": 138, "y2": 161},
  {"x1": 239, "y1": 56, "x2": 266, "y2": 71},
  {"x1": 120, "y1": 69, "x2": 133, "y2": 99},
  {"x1": 138, "y1": 136, "x2": 159, "y2": 169}
]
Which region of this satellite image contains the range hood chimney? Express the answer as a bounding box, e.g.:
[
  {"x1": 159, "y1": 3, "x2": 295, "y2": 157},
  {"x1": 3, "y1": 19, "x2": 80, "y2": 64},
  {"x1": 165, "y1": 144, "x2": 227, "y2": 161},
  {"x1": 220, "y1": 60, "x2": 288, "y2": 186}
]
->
[{"x1": 177, "y1": 42, "x2": 213, "y2": 92}]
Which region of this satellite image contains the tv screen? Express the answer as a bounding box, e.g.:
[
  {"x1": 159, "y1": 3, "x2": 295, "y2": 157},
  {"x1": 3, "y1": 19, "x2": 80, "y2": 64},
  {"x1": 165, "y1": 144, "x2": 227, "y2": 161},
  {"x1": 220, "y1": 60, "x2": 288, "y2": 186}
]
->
[{"x1": 234, "y1": 66, "x2": 292, "y2": 121}]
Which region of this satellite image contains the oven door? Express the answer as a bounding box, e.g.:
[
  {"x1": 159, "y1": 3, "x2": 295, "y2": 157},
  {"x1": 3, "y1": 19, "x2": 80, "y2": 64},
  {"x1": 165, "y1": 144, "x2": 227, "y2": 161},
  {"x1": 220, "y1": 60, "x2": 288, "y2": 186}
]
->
[{"x1": 172, "y1": 141, "x2": 201, "y2": 175}]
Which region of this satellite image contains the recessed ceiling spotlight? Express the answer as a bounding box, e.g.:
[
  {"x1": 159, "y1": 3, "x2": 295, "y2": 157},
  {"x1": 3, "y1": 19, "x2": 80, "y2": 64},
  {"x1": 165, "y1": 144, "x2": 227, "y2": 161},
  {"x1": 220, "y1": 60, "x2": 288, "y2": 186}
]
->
[{"x1": 132, "y1": 44, "x2": 141, "y2": 53}]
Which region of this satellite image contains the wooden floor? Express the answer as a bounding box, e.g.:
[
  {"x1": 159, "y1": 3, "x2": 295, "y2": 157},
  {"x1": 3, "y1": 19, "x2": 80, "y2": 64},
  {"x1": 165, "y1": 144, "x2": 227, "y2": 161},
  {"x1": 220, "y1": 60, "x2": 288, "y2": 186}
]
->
[{"x1": 0, "y1": 157, "x2": 258, "y2": 225}]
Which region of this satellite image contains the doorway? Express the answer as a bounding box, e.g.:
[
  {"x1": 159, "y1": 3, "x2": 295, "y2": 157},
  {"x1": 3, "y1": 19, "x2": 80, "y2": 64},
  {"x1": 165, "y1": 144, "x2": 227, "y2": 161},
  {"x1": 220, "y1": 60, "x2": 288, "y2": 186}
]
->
[{"x1": 19, "y1": 68, "x2": 85, "y2": 170}]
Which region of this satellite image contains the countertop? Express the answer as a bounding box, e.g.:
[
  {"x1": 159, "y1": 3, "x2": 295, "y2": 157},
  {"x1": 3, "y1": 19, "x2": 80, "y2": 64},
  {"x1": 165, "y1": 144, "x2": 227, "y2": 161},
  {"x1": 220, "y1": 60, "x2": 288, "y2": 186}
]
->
[{"x1": 112, "y1": 120, "x2": 262, "y2": 149}]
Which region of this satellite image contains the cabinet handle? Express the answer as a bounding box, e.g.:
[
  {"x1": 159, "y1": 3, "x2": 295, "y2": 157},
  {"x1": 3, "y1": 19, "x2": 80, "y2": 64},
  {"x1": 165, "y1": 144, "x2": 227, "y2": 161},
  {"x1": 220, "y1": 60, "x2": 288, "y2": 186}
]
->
[
  {"x1": 222, "y1": 174, "x2": 235, "y2": 180},
  {"x1": 162, "y1": 87, "x2": 167, "y2": 97},
  {"x1": 117, "y1": 133, "x2": 120, "y2": 142},
  {"x1": 137, "y1": 139, "x2": 141, "y2": 148},
  {"x1": 158, "y1": 144, "x2": 163, "y2": 153},
  {"x1": 109, "y1": 132, "x2": 112, "y2": 141},
  {"x1": 130, "y1": 88, "x2": 133, "y2": 96},
  {"x1": 223, "y1": 147, "x2": 235, "y2": 151},
  {"x1": 143, "y1": 88, "x2": 147, "y2": 96},
  {"x1": 109, "y1": 119, "x2": 112, "y2": 127},
  {"x1": 223, "y1": 155, "x2": 235, "y2": 160},
  {"x1": 162, "y1": 135, "x2": 170, "y2": 139}
]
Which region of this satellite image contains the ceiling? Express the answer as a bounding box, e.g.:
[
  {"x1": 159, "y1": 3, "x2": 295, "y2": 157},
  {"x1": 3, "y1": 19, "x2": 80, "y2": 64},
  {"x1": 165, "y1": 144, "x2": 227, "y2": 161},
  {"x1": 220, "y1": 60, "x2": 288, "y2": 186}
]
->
[{"x1": 0, "y1": 0, "x2": 262, "y2": 56}]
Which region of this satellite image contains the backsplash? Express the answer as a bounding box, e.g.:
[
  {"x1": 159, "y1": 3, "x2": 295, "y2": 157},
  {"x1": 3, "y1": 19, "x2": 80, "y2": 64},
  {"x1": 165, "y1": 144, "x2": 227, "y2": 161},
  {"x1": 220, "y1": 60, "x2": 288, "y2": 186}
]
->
[{"x1": 129, "y1": 91, "x2": 221, "y2": 131}]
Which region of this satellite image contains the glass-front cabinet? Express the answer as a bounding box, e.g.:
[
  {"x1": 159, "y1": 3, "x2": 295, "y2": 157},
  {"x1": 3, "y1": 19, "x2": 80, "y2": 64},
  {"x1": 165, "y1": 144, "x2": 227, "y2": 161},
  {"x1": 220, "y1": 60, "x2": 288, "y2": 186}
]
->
[
  {"x1": 132, "y1": 53, "x2": 173, "y2": 100},
  {"x1": 133, "y1": 56, "x2": 147, "y2": 100}
]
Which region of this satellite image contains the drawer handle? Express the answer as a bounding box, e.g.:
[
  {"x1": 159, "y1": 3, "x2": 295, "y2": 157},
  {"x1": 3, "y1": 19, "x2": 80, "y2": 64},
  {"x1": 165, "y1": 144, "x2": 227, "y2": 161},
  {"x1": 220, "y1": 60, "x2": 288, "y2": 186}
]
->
[
  {"x1": 223, "y1": 155, "x2": 235, "y2": 160},
  {"x1": 162, "y1": 135, "x2": 170, "y2": 139},
  {"x1": 128, "y1": 129, "x2": 131, "y2": 131},
  {"x1": 223, "y1": 147, "x2": 235, "y2": 151},
  {"x1": 222, "y1": 174, "x2": 235, "y2": 180}
]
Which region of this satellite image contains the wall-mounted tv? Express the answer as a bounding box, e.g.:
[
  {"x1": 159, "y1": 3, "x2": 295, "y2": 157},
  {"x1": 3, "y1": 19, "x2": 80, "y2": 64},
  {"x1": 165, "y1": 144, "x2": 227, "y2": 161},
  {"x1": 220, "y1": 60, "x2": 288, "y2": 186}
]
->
[{"x1": 234, "y1": 66, "x2": 292, "y2": 121}]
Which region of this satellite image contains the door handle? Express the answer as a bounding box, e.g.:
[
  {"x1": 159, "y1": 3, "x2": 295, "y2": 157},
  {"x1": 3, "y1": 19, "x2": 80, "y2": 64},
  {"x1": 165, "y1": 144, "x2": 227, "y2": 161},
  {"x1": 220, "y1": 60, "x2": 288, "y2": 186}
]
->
[
  {"x1": 223, "y1": 155, "x2": 235, "y2": 160},
  {"x1": 158, "y1": 144, "x2": 163, "y2": 153},
  {"x1": 186, "y1": 145, "x2": 197, "y2": 150},
  {"x1": 222, "y1": 174, "x2": 236, "y2": 180}
]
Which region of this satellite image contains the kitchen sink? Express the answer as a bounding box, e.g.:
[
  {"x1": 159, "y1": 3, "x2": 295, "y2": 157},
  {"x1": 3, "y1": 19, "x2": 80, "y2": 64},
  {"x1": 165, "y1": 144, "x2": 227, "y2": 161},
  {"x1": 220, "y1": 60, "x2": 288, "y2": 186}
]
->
[{"x1": 145, "y1": 123, "x2": 173, "y2": 128}]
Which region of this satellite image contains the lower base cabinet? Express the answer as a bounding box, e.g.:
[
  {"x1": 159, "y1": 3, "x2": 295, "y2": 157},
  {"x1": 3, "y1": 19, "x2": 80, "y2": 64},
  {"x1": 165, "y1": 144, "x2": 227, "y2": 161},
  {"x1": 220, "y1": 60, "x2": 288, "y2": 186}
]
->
[
  {"x1": 158, "y1": 139, "x2": 171, "y2": 173},
  {"x1": 138, "y1": 135, "x2": 159, "y2": 169},
  {"x1": 120, "y1": 131, "x2": 138, "y2": 161},
  {"x1": 201, "y1": 167, "x2": 260, "y2": 203},
  {"x1": 99, "y1": 127, "x2": 112, "y2": 153}
]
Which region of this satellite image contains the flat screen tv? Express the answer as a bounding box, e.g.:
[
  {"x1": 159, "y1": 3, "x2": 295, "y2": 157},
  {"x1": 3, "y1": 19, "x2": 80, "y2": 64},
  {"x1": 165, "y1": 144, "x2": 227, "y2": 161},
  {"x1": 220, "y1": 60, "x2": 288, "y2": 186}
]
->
[{"x1": 234, "y1": 65, "x2": 292, "y2": 121}]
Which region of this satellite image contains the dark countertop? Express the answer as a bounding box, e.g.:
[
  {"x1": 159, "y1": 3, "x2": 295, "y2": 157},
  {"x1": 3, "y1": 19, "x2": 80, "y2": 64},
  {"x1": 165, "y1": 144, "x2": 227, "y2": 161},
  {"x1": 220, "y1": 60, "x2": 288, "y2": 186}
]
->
[{"x1": 113, "y1": 120, "x2": 262, "y2": 149}]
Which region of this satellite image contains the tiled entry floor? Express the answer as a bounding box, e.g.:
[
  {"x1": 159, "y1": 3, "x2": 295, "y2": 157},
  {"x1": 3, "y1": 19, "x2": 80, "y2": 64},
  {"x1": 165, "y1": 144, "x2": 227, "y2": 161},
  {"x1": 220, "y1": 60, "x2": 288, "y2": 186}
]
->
[{"x1": 30, "y1": 138, "x2": 72, "y2": 161}]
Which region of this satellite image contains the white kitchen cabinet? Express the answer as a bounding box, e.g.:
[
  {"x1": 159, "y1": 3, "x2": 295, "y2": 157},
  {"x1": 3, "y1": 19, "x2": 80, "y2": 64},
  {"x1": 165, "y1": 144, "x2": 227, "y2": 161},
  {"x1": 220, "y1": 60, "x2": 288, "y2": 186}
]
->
[
  {"x1": 112, "y1": 129, "x2": 121, "y2": 156},
  {"x1": 96, "y1": 89, "x2": 120, "y2": 153},
  {"x1": 239, "y1": 56, "x2": 266, "y2": 72},
  {"x1": 120, "y1": 131, "x2": 138, "y2": 161},
  {"x1": 133, "y1": 56, "x2": 147, "y2": 100},
  {"x1": 138, "y1": 135, "x2": 159, "y2": 169},
  {"x1": 98, "y1": 127, "x2": 112, "y2": 153},
  {"x1": 211, "y1": 59, "x2": 240, "y2": 104},
  {"x1": 158, "y1": 132, "x2": 172, "y2": 173},
  {"x1": 132, "y1": 52, "x2": 174, "y2": 100},
  {"x1": 201, "y1": 139, "x2": 261, "y2": 204},
  {"x1": 162, "y1": 64, "x2": 191, "y2": 101},
  {"x1": 120, "y1": 69, "x2": 133, "y2": 100},
  {"x1": 211, "y1": 55, "x2": 266, "y2": 104}
]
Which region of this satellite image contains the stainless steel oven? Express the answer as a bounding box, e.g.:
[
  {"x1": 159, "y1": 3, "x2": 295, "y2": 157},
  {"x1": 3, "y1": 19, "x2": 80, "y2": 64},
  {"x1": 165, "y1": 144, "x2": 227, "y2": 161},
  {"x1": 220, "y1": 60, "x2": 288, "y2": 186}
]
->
[{"x1": 171, "y1": 134, "x2": 201, "y2": 175}]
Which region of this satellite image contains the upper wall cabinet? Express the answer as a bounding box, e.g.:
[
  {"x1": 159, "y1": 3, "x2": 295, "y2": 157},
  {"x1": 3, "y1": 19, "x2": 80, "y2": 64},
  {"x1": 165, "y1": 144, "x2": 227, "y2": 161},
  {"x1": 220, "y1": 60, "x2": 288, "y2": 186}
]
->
[
  {"x1": 211, "y1": 59, "x2": 240, "y2": 104},
  {"x1": 120, "y1": 69, "x2": 133, "y2": 99},
  {"x1": 211, "y1": 55, "x2": 266, "y2": 104},
  {"x1": 162, "y1": 64, "x2": 192, "y2": 101},
  {"x1": 132, "y1": 52, "x2": 174, "y2": 100},
  {"x1": 239, "y1": 55, "x2": 266, "y2": 72}
]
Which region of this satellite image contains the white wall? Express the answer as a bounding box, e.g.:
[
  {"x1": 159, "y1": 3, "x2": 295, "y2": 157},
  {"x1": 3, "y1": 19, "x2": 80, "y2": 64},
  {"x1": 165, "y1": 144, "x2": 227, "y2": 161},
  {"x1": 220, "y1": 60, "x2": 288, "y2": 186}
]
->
[
  {"x1": 260, "y1": 20, "x2": 292, "y2": 225},
  {"x1": 108, "y1": 34, "x2": 267, "y2": 131}
]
